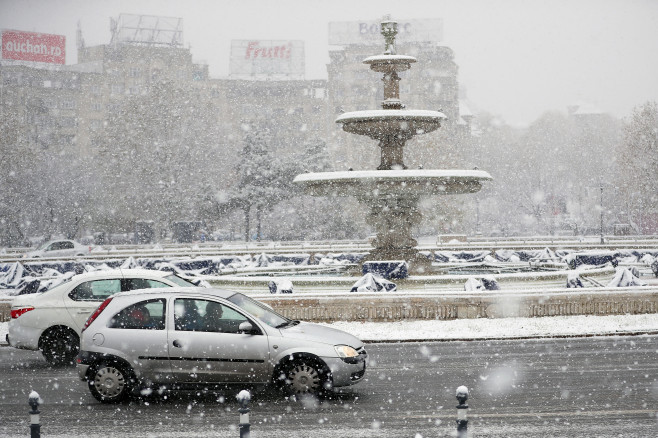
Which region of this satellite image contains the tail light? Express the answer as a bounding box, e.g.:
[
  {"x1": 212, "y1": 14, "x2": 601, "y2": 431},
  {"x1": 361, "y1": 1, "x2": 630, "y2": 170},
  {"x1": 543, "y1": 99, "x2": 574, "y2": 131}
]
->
[
  {"x1": 82, "y1": 297, "x2": 113, "y2": 332},
  {"x1": 11, "y1": 307, "x2": 35, "y2": 319}
]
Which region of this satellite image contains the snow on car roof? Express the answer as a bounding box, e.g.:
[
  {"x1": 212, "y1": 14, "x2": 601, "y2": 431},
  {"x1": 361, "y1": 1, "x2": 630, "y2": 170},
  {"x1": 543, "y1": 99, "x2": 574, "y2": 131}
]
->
[
  {"x1": 112, "y1": 287, "x2": 237, "y2": 300},
  {"x1": 71, "y1": 268, "x2": 172, "y2": 280}
]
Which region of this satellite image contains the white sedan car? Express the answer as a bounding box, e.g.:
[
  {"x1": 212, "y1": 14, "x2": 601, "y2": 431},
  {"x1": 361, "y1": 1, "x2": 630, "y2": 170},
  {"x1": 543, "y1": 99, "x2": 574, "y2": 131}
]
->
[
  {"x1": 24, "y1": 239, "x2": 93, "y2": 258},
  {"x1": 7, "y1": 269, "x2": 199, "y2": 364}
]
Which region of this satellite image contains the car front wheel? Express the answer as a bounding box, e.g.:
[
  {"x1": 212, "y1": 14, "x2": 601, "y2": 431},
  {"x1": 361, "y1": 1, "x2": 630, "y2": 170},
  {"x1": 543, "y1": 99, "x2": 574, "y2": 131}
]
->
[
  {"x1": 89, "y1": 362, "x2": 134, "y2": 403},
  {"x1": 282, "y1": 359, "x2": 332, "y2": 396}
]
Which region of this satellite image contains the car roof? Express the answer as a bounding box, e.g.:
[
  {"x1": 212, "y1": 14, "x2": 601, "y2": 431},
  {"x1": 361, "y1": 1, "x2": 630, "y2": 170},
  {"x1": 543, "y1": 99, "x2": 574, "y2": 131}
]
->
[
  {"x1": 69, "y1": 269, "x2": 172, "y2": 281},
  {"x1": 111, "y1": 287, "x2": 237, "y2": 300}
]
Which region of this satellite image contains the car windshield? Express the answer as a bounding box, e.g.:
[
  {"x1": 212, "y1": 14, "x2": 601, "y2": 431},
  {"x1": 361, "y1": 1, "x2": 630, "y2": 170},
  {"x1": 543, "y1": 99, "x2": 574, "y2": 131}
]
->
[
  {"x1": 36, "y1": 241, "x2": 52, "y2": 250},
  {"x1": 227, "y1": 293, "x2": 290, "y2": 328},
  {"x1": 164, "y1": 274, "x2": 197, "y2": 287}
]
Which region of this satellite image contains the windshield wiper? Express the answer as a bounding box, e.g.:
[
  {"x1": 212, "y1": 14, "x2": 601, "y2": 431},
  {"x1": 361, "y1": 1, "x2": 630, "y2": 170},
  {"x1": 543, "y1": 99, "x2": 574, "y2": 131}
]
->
[{"x1": 275, "y1": 320, "x2": 300, "y2": 329}]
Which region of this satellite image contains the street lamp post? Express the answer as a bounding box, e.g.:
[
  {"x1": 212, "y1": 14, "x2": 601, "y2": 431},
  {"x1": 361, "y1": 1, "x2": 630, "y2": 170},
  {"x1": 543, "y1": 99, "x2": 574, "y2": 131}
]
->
[{"x1": 600, "y1": 182, "x2": 604, "y2": 244}]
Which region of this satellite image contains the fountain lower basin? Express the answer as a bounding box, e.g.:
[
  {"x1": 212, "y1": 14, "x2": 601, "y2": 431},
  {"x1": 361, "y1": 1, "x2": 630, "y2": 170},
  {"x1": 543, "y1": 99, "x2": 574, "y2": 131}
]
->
[{"x1": 294, "y1": 169, "x2": 493, "y2": 198}]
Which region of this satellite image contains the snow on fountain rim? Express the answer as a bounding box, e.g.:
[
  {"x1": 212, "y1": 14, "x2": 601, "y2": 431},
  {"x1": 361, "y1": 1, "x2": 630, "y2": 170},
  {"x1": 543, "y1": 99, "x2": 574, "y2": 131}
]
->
[
  {"x1": 363, "y1": 54, "x2": 417, "y2": 64},
  {"x1": 336, "y1": 109, "x2": 447, "y2": 124},
  {"x1": 294, "y1": 169, "x2": 493, "y2": 183}
]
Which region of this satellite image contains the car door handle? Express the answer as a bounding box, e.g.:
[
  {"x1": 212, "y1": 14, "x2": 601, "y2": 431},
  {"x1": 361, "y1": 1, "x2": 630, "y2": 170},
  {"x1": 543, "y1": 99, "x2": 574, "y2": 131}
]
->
[{"x1": 172, "y1": 340, "x2": 182, "y2": 348}]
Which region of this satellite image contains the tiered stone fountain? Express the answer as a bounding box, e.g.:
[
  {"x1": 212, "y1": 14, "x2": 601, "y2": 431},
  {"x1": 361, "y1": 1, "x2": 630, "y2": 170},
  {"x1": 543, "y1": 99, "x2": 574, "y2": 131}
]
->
[{"x1": 294, "y1": 18, "x2": 492, "y2": 272}]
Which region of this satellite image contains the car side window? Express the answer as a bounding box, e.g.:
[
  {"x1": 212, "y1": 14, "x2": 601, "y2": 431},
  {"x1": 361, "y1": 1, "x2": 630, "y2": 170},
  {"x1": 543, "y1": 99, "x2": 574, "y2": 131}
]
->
[
  {"x1": 61, "y1": 241, "x2": 74, "y2": 249},
  {"x1": 173, "y1": 298, "x2": 203, "y2": 331},
  {"x1": 123, "y1": 278, "x2": 170, "y2": 291},
  {"x1": 174, "y1": 298, "x2": 255, "y2": 334},
  {"x1": 108, "y1": 299, "x2": 165, "y2": 330},
  {"x1": 69, "y1": 279, "x2": 121, "y2": 301}
]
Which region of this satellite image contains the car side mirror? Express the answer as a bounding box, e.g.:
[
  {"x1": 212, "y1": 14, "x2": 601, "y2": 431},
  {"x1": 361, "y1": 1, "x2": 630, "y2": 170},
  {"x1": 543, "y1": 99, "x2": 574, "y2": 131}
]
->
[{"x1": 238, "y1": 321, "x2": 254, "y2": 334}]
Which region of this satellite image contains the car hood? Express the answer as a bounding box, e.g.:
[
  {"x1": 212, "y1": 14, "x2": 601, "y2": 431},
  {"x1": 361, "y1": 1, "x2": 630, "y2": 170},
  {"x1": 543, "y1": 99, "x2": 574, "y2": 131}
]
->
[{"x1": 278, "y1": 321, "x2": 363, "y2": 348}]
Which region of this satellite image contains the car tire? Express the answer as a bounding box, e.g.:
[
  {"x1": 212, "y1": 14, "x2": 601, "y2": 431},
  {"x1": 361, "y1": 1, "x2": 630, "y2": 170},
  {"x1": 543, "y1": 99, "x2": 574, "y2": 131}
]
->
[
  {"x1": 40, "y1": 327, "x2": 79, "y2": 365},
  {"x1": 281, "y1": 358, "x2": 332, "y2": 396},
  {"x1": 88, "y1": 362, "x2": 134, "y2": 403}
]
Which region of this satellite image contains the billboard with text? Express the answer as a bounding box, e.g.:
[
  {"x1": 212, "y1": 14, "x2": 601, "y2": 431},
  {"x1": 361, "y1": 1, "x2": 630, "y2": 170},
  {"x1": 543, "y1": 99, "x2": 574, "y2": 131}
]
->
[
  {"x1": 329, "y1": 19, "x2": 443, "y2": 46},
  {"x1": 1, "y1": 29, "x2": 65, "y2": 64},
  {"x1": 230, "y1": 40, "x2": 304, "y2": 79}
]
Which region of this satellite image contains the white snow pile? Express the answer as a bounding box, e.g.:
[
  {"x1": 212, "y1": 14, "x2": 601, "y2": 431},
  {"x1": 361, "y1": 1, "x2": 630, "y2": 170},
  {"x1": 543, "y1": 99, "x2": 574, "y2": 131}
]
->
[
  {"x1": 464, "y1": 276, "x2": 500, "y2": 291},
  {"x1": 351, "y1": 273, "x2": 397, "y2": 292},
  {"x1": 0, "y1": 262, "x2": 25, "y2": 289},
  {"x1": 566, "y1": 272, "x2": 584, "y2": 288},
  {"x1": 268, "y1": 278, "x2": 293, "y2": 294},
  {"x1": 120, "y1": 256, "x2": 139, "y2": 269},
  {"x1": 608, "y1": 267, "x2": 646, "y2": 287},
  {"x1": 323, "y1": 313, "x2": 658, "y2": 342}
]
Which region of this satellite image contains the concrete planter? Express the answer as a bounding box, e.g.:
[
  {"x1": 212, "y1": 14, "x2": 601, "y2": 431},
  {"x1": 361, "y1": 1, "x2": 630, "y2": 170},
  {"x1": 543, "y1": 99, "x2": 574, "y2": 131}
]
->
[{"x1": 256, "y1": 287, "x2": 658, "y2": 323}]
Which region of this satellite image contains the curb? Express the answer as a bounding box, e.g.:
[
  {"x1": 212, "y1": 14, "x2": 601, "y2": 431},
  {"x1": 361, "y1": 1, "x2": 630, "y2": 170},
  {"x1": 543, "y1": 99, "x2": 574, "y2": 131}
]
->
[{"x1": 360, "y1": 329, "x2": 658, "y2": 343}]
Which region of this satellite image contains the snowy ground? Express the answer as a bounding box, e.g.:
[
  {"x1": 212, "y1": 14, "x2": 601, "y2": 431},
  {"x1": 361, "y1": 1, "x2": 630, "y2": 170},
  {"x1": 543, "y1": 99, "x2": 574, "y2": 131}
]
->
[{"x1": 1, "y1": 313, "x2": 657, "y2": 346}]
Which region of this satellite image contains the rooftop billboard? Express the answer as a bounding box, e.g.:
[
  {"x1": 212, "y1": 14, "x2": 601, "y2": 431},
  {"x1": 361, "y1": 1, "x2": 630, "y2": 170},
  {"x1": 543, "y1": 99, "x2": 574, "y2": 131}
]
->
[
  {"x1": 110, "y1": 14, "x2": 183, "y2": 47},
  {"x1": 328, "y1": 19, "x2": 443, "y2": 46},
  {"x1": 1, "y1": 29, "x2": 65, "y2": 64},
  {"x1": 230, "y1": 40, "x2": 305, "y2": 79}
]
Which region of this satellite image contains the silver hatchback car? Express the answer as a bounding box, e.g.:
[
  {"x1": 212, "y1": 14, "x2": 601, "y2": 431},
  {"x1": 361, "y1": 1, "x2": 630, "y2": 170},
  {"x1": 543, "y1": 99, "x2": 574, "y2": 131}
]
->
[{"x1": 77, "y1": 288, "x2": 367, "y2": 402}]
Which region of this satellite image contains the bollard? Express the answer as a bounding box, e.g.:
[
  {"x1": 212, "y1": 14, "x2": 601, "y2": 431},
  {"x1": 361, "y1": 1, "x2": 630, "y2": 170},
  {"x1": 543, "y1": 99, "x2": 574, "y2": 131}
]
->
[
  {"x1": 455, "y1": 385, "x2": 469, "y2": 437},
  {"x1": 236, "y1": 389, "x2": 251, "y2": 438},
  {"x1": 28, "y1": 390, "x2": 42, "y2": 438}
]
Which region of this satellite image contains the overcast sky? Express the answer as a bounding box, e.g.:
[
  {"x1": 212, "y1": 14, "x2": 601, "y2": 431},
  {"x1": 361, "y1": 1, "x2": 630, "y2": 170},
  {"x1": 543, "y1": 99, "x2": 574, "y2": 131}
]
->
[{"x1": 1, "y1": 0, "x2": 657, "y2": 127}]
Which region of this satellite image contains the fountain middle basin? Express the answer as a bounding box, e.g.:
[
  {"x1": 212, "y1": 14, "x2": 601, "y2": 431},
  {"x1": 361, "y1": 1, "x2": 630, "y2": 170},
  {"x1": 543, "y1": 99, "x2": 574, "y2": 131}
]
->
[{"x1": 336, "y1": 109, "x2": 446, "y2": 140}]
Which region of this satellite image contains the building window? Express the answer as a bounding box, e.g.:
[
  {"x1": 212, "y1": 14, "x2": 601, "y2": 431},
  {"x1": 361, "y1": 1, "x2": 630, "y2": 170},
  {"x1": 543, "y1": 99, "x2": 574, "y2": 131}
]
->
[
  {"x1": 59, "y1": 117, "x2": 77, "y2": 128},
  {"x1": 61, "y1": 135, "x2": 76, "y2": 145},
  {"x1": 92, "y1": 102, "x2": 102, "y2": 112},
  {"x1": 90, "y1": 119, "x2": 101, "y2": 131},
  {"x1": 2, "y1": 71, "x2": 21, "y2": 85},
  {"x1": 111, "y1": 84, "x2": 124, "y2": 95},
  {"x1": 35, "y1": 115, "x2": 53, "y2": 127},
  {"x1": 90, "y1": 85, "x2": 101, "y2": 95},
  {"x1": 130, "y1": 67, "x2": 142, "y2": 78},
  {"x1": 61, "y1": 99, "x2": 76, "y2": 110}
]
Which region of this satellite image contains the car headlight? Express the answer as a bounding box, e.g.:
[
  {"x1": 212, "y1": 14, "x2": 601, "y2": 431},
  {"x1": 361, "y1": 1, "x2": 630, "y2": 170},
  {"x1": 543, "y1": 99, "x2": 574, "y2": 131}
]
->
[{"x1": 334, "y1": 345, "x2": 358, "y2": 359}]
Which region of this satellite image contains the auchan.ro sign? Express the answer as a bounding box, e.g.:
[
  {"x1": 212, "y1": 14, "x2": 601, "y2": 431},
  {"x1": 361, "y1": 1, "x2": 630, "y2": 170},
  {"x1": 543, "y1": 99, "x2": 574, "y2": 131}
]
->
[{"x1": 1, "y1": 29, "x2": 65, "y2": 64}]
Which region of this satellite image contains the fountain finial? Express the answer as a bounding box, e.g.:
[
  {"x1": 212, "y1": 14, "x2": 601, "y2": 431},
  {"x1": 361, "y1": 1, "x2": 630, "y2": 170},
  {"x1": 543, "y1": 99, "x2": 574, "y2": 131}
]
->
[{"x1": 380, "y1": 16, "x2": 398, "y2": 55}]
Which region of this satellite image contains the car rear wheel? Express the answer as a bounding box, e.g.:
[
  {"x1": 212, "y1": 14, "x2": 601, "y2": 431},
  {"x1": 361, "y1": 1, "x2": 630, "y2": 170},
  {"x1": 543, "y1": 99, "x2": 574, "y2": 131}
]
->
[
  {"x1": 89, "y1": 362, "x2": 134, "y2": 403},
  {"x1": 40, "y1": 327, "x2": 79, "y2": 365},
  {"x1": 282, "y1": 359, "x2": 332, "y2": 396}
]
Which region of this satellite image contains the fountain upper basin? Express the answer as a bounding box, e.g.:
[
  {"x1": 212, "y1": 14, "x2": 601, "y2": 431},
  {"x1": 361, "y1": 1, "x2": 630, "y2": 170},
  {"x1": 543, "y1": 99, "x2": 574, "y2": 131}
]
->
[
  {"x1": 363, "y1": 54, "x2": 417, "y2": 72},
  {"x1": 294, "y1": 169, "x2": 493, "y2": 198},
  {"x1": 336, "y1": 110, "x2": 446, "y2": 140}
]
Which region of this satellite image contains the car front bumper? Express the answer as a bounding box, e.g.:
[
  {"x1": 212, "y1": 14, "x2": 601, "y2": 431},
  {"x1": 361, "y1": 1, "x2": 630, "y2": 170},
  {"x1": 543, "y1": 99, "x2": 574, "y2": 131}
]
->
[{"x1": 323, "y1": 354, "x2": 367, "y2": 387}]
